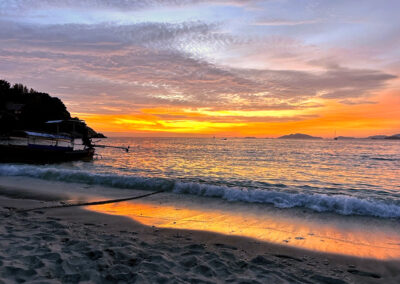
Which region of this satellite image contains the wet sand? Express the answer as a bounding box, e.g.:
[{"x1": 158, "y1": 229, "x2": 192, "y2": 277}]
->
[
  {"x1": 0, "y1": 178, "x2": 400, "y2": 283},
  {"x1": 88, "y1": 193, "x2": 400, "y2": 260}
]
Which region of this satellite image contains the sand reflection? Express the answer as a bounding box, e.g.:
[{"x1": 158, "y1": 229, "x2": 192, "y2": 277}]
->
[{"x1": 87, "y1": 200, "x2": 400, "y2": 260}]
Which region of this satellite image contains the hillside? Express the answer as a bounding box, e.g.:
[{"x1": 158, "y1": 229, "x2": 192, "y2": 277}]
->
[{"x1": 0, "y1": 79, "x2": 104, "y2": 138}]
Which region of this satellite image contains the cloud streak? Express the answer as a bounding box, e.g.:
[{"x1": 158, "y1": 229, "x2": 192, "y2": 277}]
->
[
  {"x1": 0, "y1": 0, "x2": 257, "y2": 14},
  {"x1": 253, "y1": 19, "x2": 321, "y2": 26}
]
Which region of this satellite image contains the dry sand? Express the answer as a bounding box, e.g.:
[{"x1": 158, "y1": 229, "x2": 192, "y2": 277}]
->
[{"x1": 1, "y1": 194, "x2": 399, "y2": 284}]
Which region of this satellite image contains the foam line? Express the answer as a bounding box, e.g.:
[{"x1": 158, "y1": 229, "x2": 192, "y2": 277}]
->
[{"x1": 1, "y1": 164, "x2": 399, "y2": 218}]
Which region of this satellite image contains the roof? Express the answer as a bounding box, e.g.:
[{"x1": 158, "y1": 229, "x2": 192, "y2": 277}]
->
[
  {"x1": 45, "y1": 119, "x2": 85, "y2": 124},
  {"x1": 25, "y1": 131, "x2": 71, "y2": 140}
]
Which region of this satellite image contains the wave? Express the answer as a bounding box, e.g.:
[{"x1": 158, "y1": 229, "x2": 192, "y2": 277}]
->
[
  {"x1": 361, "y1": 155, "x2": 399, "y2": 161},
  {"x1": 0, "y1": 164, "x2": 174, "y2": 191},
  {"x1": 173, "y1": 183, "x2": 400, "y2": 218},
  {"x1": 1, "y1": 164, "x2": 400, "y2": 219},
  {"x1": 370, "y1": 157, "x2": 398, "y2": 161}
]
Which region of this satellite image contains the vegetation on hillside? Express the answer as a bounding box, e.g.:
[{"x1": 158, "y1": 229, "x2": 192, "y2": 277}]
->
[{"x1": 0, "y1": 79, "x2": 105, "y2": 138}]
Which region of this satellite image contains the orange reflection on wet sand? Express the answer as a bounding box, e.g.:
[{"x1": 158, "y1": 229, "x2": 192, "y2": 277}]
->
[{"x1": 87, "y1": 201, "x2": 400, "y2": 260}]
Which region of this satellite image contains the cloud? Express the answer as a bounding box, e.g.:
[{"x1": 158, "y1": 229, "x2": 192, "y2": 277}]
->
[
  {"x1": 0, "y1": 20, "x2": 396, "y2": 115},
  {"x1": 230, "y1": 66, "x2": 396, "y2": 102},
  {"x1": 150, "y1": 112, "x2": 319, "y2": 123},
  {"x1": 317, "y1": 68, "x2": 397, "y2": 99},
  {"x1": 0, "y1": 0, "x2": 256, "y2": 14},
  {"x1": 0, "y1": 20, "x2": 223, "y2": 50},
  {"x1": 253, "y1": 19, "x2": 321, "y2": 26},
  {"x1": 338, "y1": 99, "x2": 377, "y2": 105},
  {"x1": 0, "y1": 0, "x2": 191, "y2": 11}
]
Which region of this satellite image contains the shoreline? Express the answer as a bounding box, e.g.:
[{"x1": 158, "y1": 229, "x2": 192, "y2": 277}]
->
[
  {"x1": 2, "y1": 175, "x2": 400, "y2": 260},
  {"x1": 1, "y1": 194, "x2": 400, "y2": 283},
  {"x1": 2, "y1": 162, "x2": 400, "y2": 220}
]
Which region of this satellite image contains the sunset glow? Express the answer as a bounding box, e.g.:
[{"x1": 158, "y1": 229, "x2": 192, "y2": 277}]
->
[
  {"x1": 75, "y1": 90, "x2": 400, "y2": 137},
  {"x1": 88, "y1": 201, "x2": 400, "y2": 259},
  {"x1": 1, "y1": 0, "x2": 399, "y2": 137}
]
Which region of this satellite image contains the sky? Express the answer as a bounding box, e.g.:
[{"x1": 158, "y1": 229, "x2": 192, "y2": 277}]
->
[{"x1": 0, "y1": 0, "x2": 399, "y2": 137}]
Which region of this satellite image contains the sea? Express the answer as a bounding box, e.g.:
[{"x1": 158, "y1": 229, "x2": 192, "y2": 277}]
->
[{"x1": 1, "y1": 137, "x2": 399, "y2": 219}]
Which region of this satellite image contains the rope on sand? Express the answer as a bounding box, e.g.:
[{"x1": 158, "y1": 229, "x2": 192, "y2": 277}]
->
[{"x1": 16, "y1": 190, "x2": 165, "y2": 213}]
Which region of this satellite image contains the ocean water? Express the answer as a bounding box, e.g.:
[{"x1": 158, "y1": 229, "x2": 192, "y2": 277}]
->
[{"x1": 1, "y1": 138, "x2": 400, "y2": 218}]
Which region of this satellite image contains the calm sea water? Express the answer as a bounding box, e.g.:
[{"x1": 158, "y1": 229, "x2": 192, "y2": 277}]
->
[{"x1": 1, "y1": 138, "x2": 400, "y2": 218}]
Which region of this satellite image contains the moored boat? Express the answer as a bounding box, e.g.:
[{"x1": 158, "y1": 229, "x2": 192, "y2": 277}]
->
[{"x1": 0, "y1": 130, "x2": 94, "y2": 163}]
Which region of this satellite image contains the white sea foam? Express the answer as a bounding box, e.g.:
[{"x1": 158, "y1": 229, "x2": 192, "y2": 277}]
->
[
  {"x1": 0, "y1": 164, "x2": 173, "y2": 190},
  {"x1": 173, "y1": 182, "x2": 400, "y2": 218},
  {"x1": 1, "y1": 164, "x2": 400, "y2": 218}
]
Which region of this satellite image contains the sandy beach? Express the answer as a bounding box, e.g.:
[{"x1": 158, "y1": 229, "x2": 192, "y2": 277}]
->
[
  {"x1": 0, "y1": 182, "x2": 399, "y2": 283},
  {"x1": 1, "y1": 0, "x2": 400, "y2": 282}
]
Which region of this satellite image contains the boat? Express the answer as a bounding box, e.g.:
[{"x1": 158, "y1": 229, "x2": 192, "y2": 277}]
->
[
  {"x1": 0, "y1": 119, "x2": 97, "y2": 163},
  {"x1": 0, "y1": 119, "x2": 130, "y2": 163},
  {"x1": 0, "y1": 130, "x2": 94, "y2": 163}
]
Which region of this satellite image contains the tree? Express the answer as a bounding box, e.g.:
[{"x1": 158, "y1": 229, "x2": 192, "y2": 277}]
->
[
  {"x1": 0, "y1": 79, "x2": 101, "y2": 138},
  {"x1": 0, "y1": 80, "x2": 10, "y2": 92},
  {"x1": 0, "y1": 79, "x2": 72, "y2": 134}
]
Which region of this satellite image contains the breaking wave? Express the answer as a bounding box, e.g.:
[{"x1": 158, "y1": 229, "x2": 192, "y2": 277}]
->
[{"x1": 1, "y1": 164, "x2": 400, "y2": 219}]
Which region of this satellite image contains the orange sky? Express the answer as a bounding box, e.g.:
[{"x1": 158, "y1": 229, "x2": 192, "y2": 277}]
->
[{"x1": 75, "y1": 89, "x2": 400, "y2": 138}]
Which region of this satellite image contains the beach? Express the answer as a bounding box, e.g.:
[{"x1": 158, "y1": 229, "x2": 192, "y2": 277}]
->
[
  {"x1": 1, "y1": 0, "x2": 400, "y2": 282},
  {"x1": 1, "y1": 177, "x2": 399, "y2": 283},
  {"x1": 1, "y1": 0, "x2": 399, "y2": 281}
]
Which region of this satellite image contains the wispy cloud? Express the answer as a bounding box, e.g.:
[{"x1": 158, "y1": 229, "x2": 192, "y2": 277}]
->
[
  {"x1": 0, "y1": 0, "x2": 256, "y2": 13},
  {"x1": 253, "y1": 19, "x2": 321, "y2": 26}
]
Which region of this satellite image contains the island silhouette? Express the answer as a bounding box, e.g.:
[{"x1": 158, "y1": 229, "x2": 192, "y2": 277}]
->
[{"x1": 278, "y1": 133, "x2": 323, "y2": 139}]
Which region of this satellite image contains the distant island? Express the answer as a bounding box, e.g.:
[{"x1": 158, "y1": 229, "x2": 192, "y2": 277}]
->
[
  {"x1": 368, "y1": 135, "x2": 388, "y2": 139},
  {"x1": 278, "y1": 133, "x2": 323, "y2": 139},
  {"x1": 278, "y1": 133, "x2": 400, "y2": 140},
  {"x1": 367, "y1": 134, "x2": 400, "y2": 140},
  {"x1": 0, "y1": 79, "x2": 105, "y2": 138},
  {"x1": 385, "y1": 134, "x2": 400, "y2": 140}
]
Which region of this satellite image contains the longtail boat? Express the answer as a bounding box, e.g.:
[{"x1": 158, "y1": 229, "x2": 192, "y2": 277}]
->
[{"x1": 0, "y1": 130, "x2": 94, "y2": 163}]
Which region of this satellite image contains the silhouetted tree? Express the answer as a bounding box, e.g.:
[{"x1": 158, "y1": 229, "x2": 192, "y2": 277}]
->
[
  {"x1": 0, "y1": 79, "x2": 72, "y2": 135},
  {"x1": 0, "y1": 80, "x2": 10, "y2": 91},
  {"x1": 0, "y1": 79, "x2": 104, "y2": 138}
]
